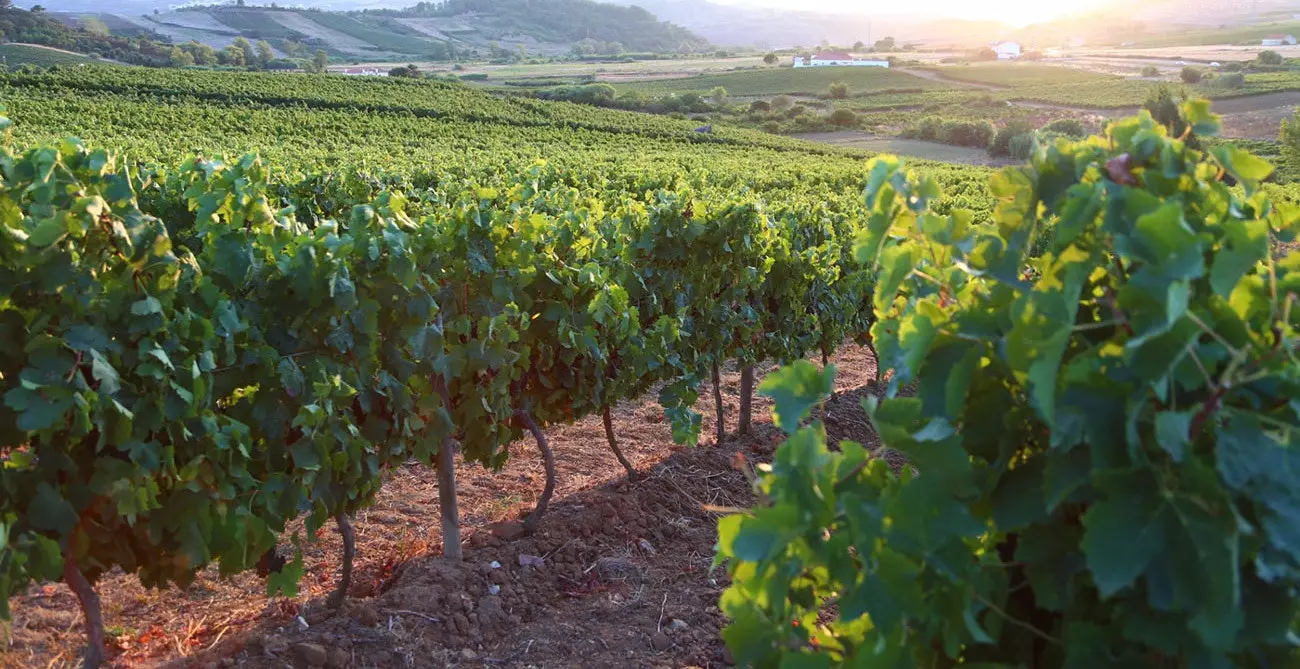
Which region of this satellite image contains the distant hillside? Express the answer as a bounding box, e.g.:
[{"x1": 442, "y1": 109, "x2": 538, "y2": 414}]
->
[
  {"x1": 373, "y1": 0, "x2": 708, "y2": 53},
  {"x1": 601, "y1": 0, "x2": 1009, "y2": 49},
  {"x1": 38, "y1": 0, "x2": 707, "y2": 61},
  {"x1": 0, "y1": 5, "x2": 173, "y2": 65}
]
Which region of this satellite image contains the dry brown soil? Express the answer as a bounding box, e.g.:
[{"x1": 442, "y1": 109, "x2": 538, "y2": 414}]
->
[{"x1": 3, "y1": 346, "x2": 886, "y2": 669}]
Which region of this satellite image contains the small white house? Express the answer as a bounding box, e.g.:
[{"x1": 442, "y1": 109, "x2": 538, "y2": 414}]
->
[
  {"x1": 992, "y1": 41, "x2": 1022, "y2": 59},
  {"x1": 793, "y1": 52, "x2": 889, "y2": 68},
  {"x1": 1261, "y1": 34, "x2": 1297, "y2": 46},
  {"x1": 338, "y1": 67, "x2": 388, "y2": 77}
]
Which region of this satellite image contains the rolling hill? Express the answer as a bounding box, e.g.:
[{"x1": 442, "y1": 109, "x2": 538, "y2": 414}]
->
[{"x1": 43, "y1": 0, "x2": 708, "y2": 61}]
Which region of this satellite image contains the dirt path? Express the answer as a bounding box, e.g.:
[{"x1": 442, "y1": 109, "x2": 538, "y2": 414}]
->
[
  {"x1": 4, "y1": 347, "x2": 884, "y2": 668},
  {"x1": 895, "y1": 68, "x2": 1005, "y2": 90}
]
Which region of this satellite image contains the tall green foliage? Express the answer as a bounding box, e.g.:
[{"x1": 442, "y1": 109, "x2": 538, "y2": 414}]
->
[{"x1": 716, "y1": 102, "x2": 1300, "y2": 667}]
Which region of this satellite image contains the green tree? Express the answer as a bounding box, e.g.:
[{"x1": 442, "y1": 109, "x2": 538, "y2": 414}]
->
[
  {"x1": 255, "y1": 39, "x2": 274, "y2": 68},
  {"x1": 169, "y1": 45, "x2": 194, "y2": 67},
  {"x1": 220, "y1": 44, "x2": 245, "y2": 66},
  {"x1": 873, "y1": 36, "x2": 895, "y2": 51},
  {"x1": 189, "y1": 41, "x2": 217, "y2": 66},
  {"x1": 1181, "y1": 65, "x2": 1203, "y2": 83},
  {"x1": 232, "y1": 37, "x2": 255, "y2": 67},
  {"x1": 828, "y1": 81, "x2": 849, "y2": 99},
  {"x1": 763, "y1": 52, "x2": 778, "y2": 65},
  {"x1": 281, "y1": 40, "x2": 303, "y2": 57},
  {"x1": 852, "y1": 40, "x2": 864, "y2": 50},
  {"x1": 770, "y1": 94, "x2": 792, "y2": 111},
  {"x1": 1141, "y1": 65, "x2": 1159, "y2": 77},
  {"x1": 709, "y1": 86, "x2": 728, "y2": 106},
  {"x1": 310, "y1": 49, "x2": 328, "y2": 73}
]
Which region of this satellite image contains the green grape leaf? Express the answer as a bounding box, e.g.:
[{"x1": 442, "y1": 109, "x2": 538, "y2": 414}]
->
[
  {"x1": 758, "y1": 360, "x2": 834, "y2": 435},
  {"x1": 29, "y1": 483, "x2": 79, "y2": 535}
]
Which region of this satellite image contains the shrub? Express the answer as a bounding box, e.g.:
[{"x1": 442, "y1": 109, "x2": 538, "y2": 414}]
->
[
  {"x1": 761, "y1": 120, "x2": 781, "y2": 133},
  {"x1": 763, "y1": 53, "x2": 778, "y2": 65},
  {"x1": 1181, "y1": 66, "x2": 1203, "y2": 83},
  {"x1": 1257, "y1": 49, "x2": 1284, "y2": 66},
  {"x1": 717, "y1": 103, "x2": 1300, "y2": 669},
  {"x1": 458, "y1": 73, "x2": 488, "y2": 81},
  {"x1": 910, "y1": 115, "x2": 945, "y2": 141},
  {"x1": 828, "y1": 81, "x2": 849, "y2": 99},
  {"x1": 828, "y1": 108, "x2": 857, "y2": 127},
  {"x1": 709, "y1": 86, "x2": 728, "y2": 106},
  {"x1": 1007, "y1": 132, "x2": 1036, "y2": 159},
  {"x1": 940, "y1": 119, "x2": 995, "y2": 147},
  {"x1": 989, "y1": 119, "x2": 1034, "y2": 156},
  {"x1": 1140, "y1": 65, "x2": 1159, "y2": 77},
  {"x1": 770, "y1": 95, "x2": 792, "y2": 111},
  {"x1": 1213, "y1": 72, "x2": 1245, "y2": 89},
  {"x1": 749, "y1": 100, "x2": 771, "y2": 113},
  {"x1": 787, "y1": 104, "x2": 808, "y2": 118},
  {"x1": 1042, "y1": 118, "x2": 1086, "y2": 137},
  {"x1": 1222, "y1": 61, "x2": 1243, "y2": 72}
]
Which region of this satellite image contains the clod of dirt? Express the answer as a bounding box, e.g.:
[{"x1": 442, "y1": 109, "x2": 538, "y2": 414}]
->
[
  {"x1": 651, "y1": 631, "x2": 673, "y2": 651},
  {"x1": 293, "y1": 642, "x2": 328, "y2": 667},
  {"x1": 595, "y1": 556, "x2": 642, "y2": 582},
  {"x1": 327, "y1": 647, "x2": 351, "y2": 669},
  {"x1": 263, "y1": 634, "x2": 290, "y2": 654},
  {"x1": 490, "y1": 521, "x2": 527, "y2": 541},
  {"x1": 666, "y1": 618, "x2": 689, "y2": 633},
  {"x1": 353, "y1": 603, "x2": 379, "y2": 627},
  {"x1": 460, "y1": 648, "x2": 478, "y2": 661},
  {"x1": 638, "y1": 538, "x2": 657, "y2": 555}
]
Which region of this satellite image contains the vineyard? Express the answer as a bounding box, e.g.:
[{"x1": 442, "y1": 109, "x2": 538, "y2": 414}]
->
[{"x1": 2, "y1": 64, "x2": 1300, "y2": 668}]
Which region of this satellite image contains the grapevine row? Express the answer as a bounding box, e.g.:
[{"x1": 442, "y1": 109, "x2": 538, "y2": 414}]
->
[{"x1": 0, "y1": 114, "x2": 874, "y2": 666}]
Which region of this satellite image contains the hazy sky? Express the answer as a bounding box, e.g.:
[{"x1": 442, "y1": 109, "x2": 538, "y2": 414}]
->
[{"x1": 711, "y1": 0, "x2": 1102, "y2": 25}]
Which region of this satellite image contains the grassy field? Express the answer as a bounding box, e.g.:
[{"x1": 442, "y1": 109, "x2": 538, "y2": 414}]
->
[
  {"x1": 924, "y1": 63, "x2": 1123, "y2": 87},
  {"x1": 614, "y1": 66, "x2": 959, "y2": 97},
  {"x1": 0, "y1": 44, "x2": 97, "y2": 68}
]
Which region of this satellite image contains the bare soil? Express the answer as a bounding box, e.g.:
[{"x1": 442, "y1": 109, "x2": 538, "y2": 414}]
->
[{"x1": 3, "y1": 347, "x2": 886, "y2": 669}]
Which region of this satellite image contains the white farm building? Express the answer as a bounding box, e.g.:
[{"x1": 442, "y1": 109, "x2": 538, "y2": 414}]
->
[
  {"x1": 793, "y1": 52, "x2": 889, "y2": 68},
  {"x1": 992, "y1": 41, "x2": 1022, "y2": 59},
  {"x1": 1261, "y1": 34, "x2": 1297, "y2": 46}
]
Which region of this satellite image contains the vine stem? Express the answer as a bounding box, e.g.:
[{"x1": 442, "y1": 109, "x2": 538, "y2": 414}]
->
[
  {"x1": 973, "y1": 593, "x2": 1060, "y2": 646},
  {"x1": 327, "y1": 512, "x2": 355, "y2": 609},
  {"x1": 712, "y1": 361, "x2": 725, "y2": 444},
  {"x1": 517, "y1": 410, "x2": 555, "y2": 533},
  {"x1": 63, "y1": 557, "x2": 106, "y2": 669},
  {"x1": 602, "y1": 405, "x2": 637, "y2": 481},
  {"x1": 433, "y1": 357, "x2": 462, "y2": 561},
  {"x1": 738, "y1": 365, "x2": 754, "y2": 436}
]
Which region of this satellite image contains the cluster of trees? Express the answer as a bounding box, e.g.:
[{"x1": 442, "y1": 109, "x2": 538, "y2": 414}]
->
[
  {"x1": 0, "y1": 1, "x2": 174, "y2": 66},
  {"x1": 570, "y1": 38, "x2": 624, "y2": 57}
]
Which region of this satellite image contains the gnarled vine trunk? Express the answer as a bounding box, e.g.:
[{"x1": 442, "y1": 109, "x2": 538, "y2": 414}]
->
[
  {"x1": 517, "y1": 410, "x2": 556, "y2": 532},
  {"x1": 434, "y1": 370, "x2": 462, "y2": 561},
  {"x1": 602, "y1": 405, "x2": 637, "y2": 481},
  {"x1": 738, "y1": 365, "x2": 754, "y2": 436},
  {"x1": 63, "y1": 558, "x2": 105, "y2": 669},
  {"x1": 712, "y1": 361, "x2": 725, "y2": 444},
  {"x1": 327, "y1": 512, "x2": 355, "y2": 608}
]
